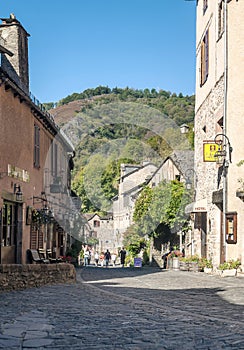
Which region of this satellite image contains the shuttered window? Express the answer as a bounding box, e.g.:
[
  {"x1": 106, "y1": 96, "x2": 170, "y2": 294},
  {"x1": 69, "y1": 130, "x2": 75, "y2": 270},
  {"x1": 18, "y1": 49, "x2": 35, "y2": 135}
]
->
[
  {"x1": 200, "y1": 30, "x2": 209, "y2": 86},
  {"x1": 34, "y1": 124, "x2": 40, "y2": 168}
]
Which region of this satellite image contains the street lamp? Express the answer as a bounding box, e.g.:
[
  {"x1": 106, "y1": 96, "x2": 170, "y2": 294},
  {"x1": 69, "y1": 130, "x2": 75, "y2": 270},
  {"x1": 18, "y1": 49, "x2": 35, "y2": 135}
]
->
[
  {"x1": 214, "y1": 133, "x2": 232, "y2": 167},
  {"x1": 184, "y1": 168, "x2": 197, "y2": 191},
  {"x1": 14, "y1": 184, "x2": 23, "y2": 202}
]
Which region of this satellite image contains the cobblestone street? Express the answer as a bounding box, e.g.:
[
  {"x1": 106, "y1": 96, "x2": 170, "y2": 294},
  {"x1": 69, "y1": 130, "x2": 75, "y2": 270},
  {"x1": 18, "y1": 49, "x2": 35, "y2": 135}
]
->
[{"x1": 0, "y1": 266, "x2": 244, "y2": 349}]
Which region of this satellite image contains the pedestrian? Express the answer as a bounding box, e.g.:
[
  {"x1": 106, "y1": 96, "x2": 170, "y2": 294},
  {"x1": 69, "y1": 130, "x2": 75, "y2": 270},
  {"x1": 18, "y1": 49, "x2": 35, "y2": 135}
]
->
[
  {"x1": 100, "y1": 252, "x2": 105, "y2": 267},
  {"x1": 120, "y1": 247, "x2": 126, "y2": 267},
  {"x1": 104, "y1": 249, "x2": 111, "y2": 267},
  {"x1": 87, "y1": 248, "x2": 91, "y2": 265},
  {"x1": 111, "y1": 252, "x2": 117, "y2": 267},
  {"x1": 94, "y1": 251, "x2": 99, "y2": 266},
  {"x1": 84, "y1": 249, "x2": 90, "y2": 267}
]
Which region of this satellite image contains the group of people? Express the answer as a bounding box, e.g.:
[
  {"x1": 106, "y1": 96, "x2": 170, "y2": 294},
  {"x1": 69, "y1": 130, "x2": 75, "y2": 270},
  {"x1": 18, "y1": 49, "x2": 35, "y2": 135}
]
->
[{"x1": 83, "y1": 247, "x2": 127, "y2": 268}]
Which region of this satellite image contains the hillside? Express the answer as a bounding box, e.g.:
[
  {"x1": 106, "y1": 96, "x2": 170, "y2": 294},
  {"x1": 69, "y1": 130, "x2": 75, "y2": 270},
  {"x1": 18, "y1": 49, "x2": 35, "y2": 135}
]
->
[{"x1": 48, "y1": 86, "x2": 195, "y2": 213}]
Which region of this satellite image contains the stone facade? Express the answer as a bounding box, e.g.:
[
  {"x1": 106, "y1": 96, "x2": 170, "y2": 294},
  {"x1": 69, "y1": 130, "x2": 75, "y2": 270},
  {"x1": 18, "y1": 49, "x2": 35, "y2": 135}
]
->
[
  {"x1": 0, "y1": 263, "x2": 76, "y2": 292},
  {"x1": 193, "y1": 0, "x2": 244, "y2": 269},
  {"x1": 84, "y1": 213, "x2": 115, "y2": 253},
  {"x1": 113, "y1": 162, "x2": 157, "y2": 246}
]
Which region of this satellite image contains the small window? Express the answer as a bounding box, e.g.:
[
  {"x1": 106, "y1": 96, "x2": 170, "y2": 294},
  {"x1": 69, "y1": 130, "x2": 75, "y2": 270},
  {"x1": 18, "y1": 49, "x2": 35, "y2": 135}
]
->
[
  {"x1": 226, "y1": 212, "x2": 237, "y2": 244},
  {"x1": 218, "y1": 1, "x2": 224, "y2": 38},
  {"x1": 175, "y1": 175, "x2": 181, "y2": 181},
  {"x1": 200, "y1": 30, "x2": 209, "y2": 86},
  {"x1": 94, "y1": 220, "x2": 100, "y2": 228},
  {"x1": 203, "y1": 0, "x2": 208, "y2": 14},
  {"x1": 34, "y1": 124, "x2": 40, "y2": 168}
]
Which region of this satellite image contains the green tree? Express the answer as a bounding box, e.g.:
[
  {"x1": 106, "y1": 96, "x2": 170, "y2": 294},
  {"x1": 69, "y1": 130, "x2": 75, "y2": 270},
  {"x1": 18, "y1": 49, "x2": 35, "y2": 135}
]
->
[{"x1": 133, "y1": 180, "x2": 190, "y2": 237}]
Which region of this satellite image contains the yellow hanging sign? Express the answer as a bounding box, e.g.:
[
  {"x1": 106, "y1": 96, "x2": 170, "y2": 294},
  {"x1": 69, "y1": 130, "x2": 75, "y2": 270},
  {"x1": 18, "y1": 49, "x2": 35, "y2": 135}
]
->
[{"x1": 203, "y1": 141, "x2": 220, "y2": 162}]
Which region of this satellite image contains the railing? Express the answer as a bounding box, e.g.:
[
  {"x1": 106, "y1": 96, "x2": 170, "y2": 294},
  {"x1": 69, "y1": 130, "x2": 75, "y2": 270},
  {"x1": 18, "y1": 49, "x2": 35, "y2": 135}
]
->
[{"x1": 29, "y1": 91, "x2": 55, "y2": 124}]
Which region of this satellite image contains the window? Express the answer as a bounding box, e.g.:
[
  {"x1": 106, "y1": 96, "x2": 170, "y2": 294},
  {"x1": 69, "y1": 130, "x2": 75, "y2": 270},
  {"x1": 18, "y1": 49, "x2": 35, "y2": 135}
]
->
[
  {"x1": 94, "y1": 220, "x2": 100, "y2": 228},
  {"x1": 218, "y1": 1, "x2": 224, "y2": 38},
  {"x1": 203, "y1": 0, "x2": 208, "y2": 14},
  {"x1": 51, "y1": 142, "x2": 58, "y2": 176},
  {"x1": 226, "y1": 212, "x2": 237, "y2": 244},
  {"x1": 175, "y1": 175, "x2": 181, "y2": 181},
  {"x1": 2, "y1": 202, "x2": 17, "y2": 246},
  {"x1": 34, "y1": 124, "x2": 40, "y2": 168},
  {"x1": 200, "y1": 30, "x2": 209, "y2": 86}
]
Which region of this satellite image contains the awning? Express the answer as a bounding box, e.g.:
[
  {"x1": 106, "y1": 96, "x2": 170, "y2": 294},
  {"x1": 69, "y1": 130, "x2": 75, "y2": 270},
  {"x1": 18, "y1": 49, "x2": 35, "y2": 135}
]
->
[{"x1": 185, "y1": 198, "x2": 207, "y2": 214}]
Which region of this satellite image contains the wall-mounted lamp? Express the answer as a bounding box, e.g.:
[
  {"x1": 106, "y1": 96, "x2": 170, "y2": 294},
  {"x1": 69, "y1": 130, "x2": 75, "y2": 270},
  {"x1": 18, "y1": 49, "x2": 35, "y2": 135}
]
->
[
  {"x1": 14, "y1": 184, "x2": 23, "y2": 202},
  {"x1": 184, "y1": 168, "x2": 197, "y2": 191},
  {"x1": 33, "y1": 191, "x2": 47, "y2": 205},
  {"x1": 214, "y1": 133, "x2": 232, "y2": 167}
]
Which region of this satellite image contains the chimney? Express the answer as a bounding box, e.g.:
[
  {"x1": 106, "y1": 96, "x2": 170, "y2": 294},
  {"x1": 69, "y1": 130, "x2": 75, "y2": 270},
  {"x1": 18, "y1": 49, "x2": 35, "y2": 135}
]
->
[{"x1": 0, "y1": 14, "x2": 30, "y2": 93}]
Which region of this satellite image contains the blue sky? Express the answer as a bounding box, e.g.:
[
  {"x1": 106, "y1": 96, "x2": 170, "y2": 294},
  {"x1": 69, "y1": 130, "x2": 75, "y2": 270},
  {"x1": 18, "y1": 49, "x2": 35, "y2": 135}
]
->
[{"x1": 1, "y1": 0, "x2": 196, "y2": 103}]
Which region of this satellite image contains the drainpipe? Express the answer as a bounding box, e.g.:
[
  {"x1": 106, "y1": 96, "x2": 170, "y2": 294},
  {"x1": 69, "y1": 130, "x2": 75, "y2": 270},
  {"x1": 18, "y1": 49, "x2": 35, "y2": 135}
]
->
[{"x1": 223, "y1": 0, "x2": 229, "y2": 261}]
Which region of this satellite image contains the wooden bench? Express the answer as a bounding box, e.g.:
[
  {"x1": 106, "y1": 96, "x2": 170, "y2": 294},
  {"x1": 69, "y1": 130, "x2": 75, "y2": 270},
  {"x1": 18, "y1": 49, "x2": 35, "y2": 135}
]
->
[
  {"x1": 38, "y1": 249, "x2": 50, "y2": 264},
  {"x1": 27, "y1": 249, "x2": 49, "y2": 264},
  {"x1": 46, "y1": 249, "x2": 63, "y2": 263}
]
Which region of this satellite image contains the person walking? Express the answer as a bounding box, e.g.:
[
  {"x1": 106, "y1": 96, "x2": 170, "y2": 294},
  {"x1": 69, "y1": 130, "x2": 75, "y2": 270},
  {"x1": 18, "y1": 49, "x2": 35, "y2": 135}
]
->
[
  {"x1": 100, "y1": 252, "x2": 105, "y2": 267},
  {"x1": 120, "y1": 247, "x2": 126, "y2": 267},
  {"x1": 111, "y1": 252, "x2": 117, "y2": 267},
  {"x1": 94, "y1": 251, "x2": 99, "y2": 266},
  {"x1": 84, "y1": 249, "x2": 90, "y2": 267},
  {"x1": 104, "y1": 249, "x2": 111, "y2": 268}
]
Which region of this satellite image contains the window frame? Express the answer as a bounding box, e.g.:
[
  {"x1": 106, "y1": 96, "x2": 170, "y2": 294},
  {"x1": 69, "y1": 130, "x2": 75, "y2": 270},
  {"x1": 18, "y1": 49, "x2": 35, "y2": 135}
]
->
[
  {"x1": 200, "y1": 29, "x2": 209, "y2": 86},
  {"x1": 226, "y1": 212, "x2": 237, "y2": 244},
  {"x1": 34, "y1": 124, "x2": 40, "y2": 168},
  {"x1": 203, "y1": 0, "x2": 208, "y2": 15}
]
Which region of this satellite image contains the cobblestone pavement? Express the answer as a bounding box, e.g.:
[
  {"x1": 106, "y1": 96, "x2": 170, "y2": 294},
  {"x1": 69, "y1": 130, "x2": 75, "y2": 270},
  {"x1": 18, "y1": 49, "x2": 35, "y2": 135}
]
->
[{"x1": 0, "y1": 266, "x2": 244, "y2": 350}]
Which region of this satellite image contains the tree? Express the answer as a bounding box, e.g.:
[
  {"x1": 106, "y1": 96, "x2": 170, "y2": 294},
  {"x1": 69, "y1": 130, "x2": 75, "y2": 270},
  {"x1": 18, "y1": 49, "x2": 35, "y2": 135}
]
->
[{"x1": 133, "y1": 180, "x2": 191, "y2": 237}]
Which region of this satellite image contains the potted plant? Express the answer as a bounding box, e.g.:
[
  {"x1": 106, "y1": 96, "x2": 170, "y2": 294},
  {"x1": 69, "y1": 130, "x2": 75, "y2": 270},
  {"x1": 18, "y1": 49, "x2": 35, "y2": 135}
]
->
[
  {"x1": 179, "y1": 256, "x2": 190, "y2": 271},
  {"x1": 217, "y1": 259, "x2": 241, "y2": 277},
  {"x1": 188, "y1": 255, "x2": 201, "y2": 272},
  {"x1": 168, "y1": 250, "x2": 182, "y2": 270},
  {"x1": 199, "y1": 258, "x2": 213, "y2": 273}
]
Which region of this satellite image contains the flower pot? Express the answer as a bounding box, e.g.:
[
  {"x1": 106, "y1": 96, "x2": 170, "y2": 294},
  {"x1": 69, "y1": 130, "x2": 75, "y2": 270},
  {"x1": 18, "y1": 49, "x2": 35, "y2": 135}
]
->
[
  {"x1": 172, "y1": 257, "x2": 180, "y2": 270},
  {"x1": 179, "y1": 261, "x2": 189, "y2": 271},
  {"x1": 220, "y1": 269, "x2": 237, "y2": 277},
  {"x1": 204, "y1": 267, "x2": 213, "y2": 274},
  {"x1": 189, "y1": 261, "x2": 200, "y2": 272}
]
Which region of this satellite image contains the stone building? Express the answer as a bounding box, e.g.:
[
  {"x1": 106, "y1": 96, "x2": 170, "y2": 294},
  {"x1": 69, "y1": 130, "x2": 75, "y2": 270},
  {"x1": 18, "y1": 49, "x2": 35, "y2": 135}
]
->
[
  {"x1": 146, "y1": 150, "x2": 194, "y2": 261},
  {"x1": 84, "y1": 213, "x2": 115, "y2": 253},
  {"x1": 0, "y1": 14, "x2": 76, "y2": 263},
  {"x1": 193, "y1": 1, "x2": 244, "y2": 268},
  {"x1": 112, "y1": 162, "x2": 157, "y2": 247}
]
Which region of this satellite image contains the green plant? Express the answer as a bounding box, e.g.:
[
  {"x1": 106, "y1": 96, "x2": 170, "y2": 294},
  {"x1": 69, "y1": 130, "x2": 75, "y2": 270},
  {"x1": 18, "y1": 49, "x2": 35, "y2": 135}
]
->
[
  {"x1": 218, "y1": 259, "x2": 241, "y2": 270},
  {"x1": 198, "y1": 258, "x2": 213, "y2": 270},
  {"x1": 125, "y1": 254, "x2": 134, "y2": 267}
]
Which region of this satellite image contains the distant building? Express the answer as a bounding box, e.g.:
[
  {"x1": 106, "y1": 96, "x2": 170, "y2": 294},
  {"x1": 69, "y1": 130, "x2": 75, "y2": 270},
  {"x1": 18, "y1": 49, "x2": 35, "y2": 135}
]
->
[
  {"x1": 84, "y1": 213, "x2": 114, "y2": 253},
  {"x1": 112, "y1": 162, "x2": 157, "y2": 247}
]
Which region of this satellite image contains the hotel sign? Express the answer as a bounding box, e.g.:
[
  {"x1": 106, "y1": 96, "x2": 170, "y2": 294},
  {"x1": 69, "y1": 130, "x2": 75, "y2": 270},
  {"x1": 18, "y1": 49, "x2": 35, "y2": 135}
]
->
[
  {"x1": 203, "y1": 141, "x2": 220, "y2": 162},
  {"x1": 8, "y1": 164, "x2": 30, "y2": 182}
]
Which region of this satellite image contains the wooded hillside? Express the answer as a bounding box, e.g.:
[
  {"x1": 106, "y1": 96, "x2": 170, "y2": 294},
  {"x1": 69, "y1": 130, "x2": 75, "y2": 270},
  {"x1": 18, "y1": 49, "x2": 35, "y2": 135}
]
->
[{"x1": 47, "y1": 86, "x2": 195, "y2": 213}]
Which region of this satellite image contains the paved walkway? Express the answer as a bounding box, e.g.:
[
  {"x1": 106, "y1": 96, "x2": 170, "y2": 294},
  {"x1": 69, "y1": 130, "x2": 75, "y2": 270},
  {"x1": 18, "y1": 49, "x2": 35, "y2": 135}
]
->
[{"x1": 0, "y1": 266, "x2": 244, "y2": 349}]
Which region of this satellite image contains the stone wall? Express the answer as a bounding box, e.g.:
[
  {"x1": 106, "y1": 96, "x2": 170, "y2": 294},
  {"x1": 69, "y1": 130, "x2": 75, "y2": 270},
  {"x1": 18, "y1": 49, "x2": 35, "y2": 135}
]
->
[{"x1": 0, "y1": 263, "x2": 76, "y2": 292}]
